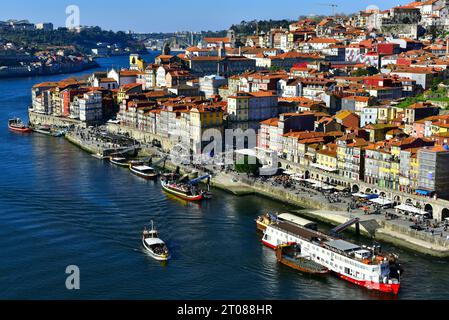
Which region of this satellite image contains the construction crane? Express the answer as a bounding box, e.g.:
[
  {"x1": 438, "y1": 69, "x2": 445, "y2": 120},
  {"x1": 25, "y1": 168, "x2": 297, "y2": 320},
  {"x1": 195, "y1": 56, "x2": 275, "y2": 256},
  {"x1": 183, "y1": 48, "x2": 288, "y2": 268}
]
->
[{"x1": 317, "y1": 3, "x2": 339, "y2": 16}]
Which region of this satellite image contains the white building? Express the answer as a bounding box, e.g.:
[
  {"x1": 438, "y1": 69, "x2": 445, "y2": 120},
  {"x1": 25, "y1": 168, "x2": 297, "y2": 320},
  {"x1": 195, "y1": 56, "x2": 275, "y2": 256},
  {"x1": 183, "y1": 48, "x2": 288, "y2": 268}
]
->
[
  {"x1": 361, "y1": 106, "x2": 379, "y2": 127},
  {"x1": 199, "y1": 75, "x2": 228, "y2": 98},
  {"x1": 79, "y1": 91, "x2": 103, "y2": 122}
]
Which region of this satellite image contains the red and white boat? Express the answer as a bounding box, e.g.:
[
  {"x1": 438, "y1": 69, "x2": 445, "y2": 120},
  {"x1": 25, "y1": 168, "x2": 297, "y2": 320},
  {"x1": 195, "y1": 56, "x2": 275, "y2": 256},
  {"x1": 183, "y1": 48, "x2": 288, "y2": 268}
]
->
[
  {"x1": 262, "y1": 220, "x2": 402, "y2": 295},
  {"x1": 8, "y1": 118, "x2": 32, "y2": 133},
  {"x1": 161, "y1": 179, "x2": 204, "y2": 202}
]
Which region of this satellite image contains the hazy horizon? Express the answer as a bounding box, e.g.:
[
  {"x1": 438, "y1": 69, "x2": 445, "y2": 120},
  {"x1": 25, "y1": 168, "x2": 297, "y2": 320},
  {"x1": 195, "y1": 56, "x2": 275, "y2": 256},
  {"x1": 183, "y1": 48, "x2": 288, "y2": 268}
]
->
[{"x1": 0, "y1": 0, "x2": 410, "y2": 33}]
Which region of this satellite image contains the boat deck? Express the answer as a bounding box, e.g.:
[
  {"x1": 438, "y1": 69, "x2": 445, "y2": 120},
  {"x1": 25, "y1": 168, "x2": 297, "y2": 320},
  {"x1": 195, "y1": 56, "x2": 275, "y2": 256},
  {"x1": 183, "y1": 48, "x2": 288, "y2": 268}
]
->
[{"x1": 272, "y1": 221, "x2": 330, "y2": 243}]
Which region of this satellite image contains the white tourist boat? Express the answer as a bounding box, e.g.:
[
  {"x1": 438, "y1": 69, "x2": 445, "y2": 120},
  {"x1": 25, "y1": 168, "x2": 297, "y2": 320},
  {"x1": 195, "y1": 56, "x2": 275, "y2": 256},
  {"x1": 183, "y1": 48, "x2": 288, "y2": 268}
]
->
[
  {"x1": 262, "y1": 220, "x2": 403, "y2": 294},
  {"x1": 130, "y1": 165, "x2": 158, "y2": 180},
  {"x1": 142, "y1": 221, "x2": 171, "y2": 261}
]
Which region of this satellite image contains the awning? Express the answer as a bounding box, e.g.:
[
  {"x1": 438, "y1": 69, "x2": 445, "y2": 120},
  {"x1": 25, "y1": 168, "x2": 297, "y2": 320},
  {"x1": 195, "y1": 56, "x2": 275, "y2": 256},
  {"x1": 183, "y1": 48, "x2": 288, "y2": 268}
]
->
[
  {"x1": 291, "y1": 174, "x2": 304, "y2": 181},
  {"x1": 311, "y1": 163, "x2": 338, "y2": 172},
  {"x1": 416, "y1": 189, "x2": 432, "y2": 196},
  {"x1": 305, "y1": 178, "x2": 322, "y2": 185},
  {"x1": 353, "y1": 193, "x2": 369, "y2": 198},
  {"x1": 370, "y1": 198, "x2": 393, "y2": 206},
  {"x1": 395, "y1": 204, "x2": 429, "y2": 215},
  {"x1": 352, "y1": 193, "x2": 378, "y2": 200}
]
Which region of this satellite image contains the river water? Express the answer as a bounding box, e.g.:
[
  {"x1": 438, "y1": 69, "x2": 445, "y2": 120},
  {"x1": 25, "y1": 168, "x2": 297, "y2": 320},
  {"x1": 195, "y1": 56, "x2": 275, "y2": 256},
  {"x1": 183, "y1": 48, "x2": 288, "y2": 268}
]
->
[{"x1": 0, "y1": 54, "x2": 448, "y2": 300}]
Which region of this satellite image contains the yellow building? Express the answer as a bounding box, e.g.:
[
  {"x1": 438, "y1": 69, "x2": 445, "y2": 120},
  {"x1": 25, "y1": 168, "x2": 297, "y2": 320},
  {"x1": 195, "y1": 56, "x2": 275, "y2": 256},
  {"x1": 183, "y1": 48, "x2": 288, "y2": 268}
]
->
[
  {"x1": 378, "y1": 106, "x2": 398, "y2": 123},
  {"x1": 130, "y1": 54, "x2": 146, "y2": 72},
  {"x1": 117, "y1": 83, "x2": 143, "y2": 104},
  {"x1": 316, "y1": 147, "x2": 338, "y2": 172},
  {"x1": 190, "y1": 106, "x2": 224, "y2": 154}
]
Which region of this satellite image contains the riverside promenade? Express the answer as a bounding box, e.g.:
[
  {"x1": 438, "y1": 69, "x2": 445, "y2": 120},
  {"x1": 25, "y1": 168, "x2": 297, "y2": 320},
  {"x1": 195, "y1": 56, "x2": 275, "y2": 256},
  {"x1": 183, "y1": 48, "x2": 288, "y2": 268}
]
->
[
  {"x1": 211, "y1": 171, "x2": 449, "y2": 257},
  {"x1": 140, "y1": 147, "x2": 449, "y2": 257},
  {"x1": 51, "y1": 124, "x2": 449, "y2": 258}
]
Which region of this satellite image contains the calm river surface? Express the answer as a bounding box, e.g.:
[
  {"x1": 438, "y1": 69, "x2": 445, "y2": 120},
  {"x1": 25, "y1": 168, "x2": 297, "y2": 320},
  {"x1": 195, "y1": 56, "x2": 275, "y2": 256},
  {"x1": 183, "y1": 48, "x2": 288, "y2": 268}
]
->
[{"x1": 0, "y1": 54, "x2": 448, "y2": 300}]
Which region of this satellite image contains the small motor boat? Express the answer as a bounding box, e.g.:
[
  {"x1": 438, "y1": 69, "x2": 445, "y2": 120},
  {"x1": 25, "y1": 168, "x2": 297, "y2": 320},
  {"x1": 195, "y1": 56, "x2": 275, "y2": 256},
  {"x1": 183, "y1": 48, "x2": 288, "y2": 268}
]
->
[
  {"x1": 130, "y1": 165, "x2": 158, "y2": 180},
  {"x1": 8, "y1": 118, "x2": 32, "y2": 133},
  {"x1": 142, "y1": 221, "x2": 171, "y2": 261}
]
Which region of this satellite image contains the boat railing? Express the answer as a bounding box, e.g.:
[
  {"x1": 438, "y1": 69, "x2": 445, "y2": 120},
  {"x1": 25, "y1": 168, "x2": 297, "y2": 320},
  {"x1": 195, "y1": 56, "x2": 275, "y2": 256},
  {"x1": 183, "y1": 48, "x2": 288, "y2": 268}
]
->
[{"x1": 270, "y1": 223, "x2": 385, "y2": 266}]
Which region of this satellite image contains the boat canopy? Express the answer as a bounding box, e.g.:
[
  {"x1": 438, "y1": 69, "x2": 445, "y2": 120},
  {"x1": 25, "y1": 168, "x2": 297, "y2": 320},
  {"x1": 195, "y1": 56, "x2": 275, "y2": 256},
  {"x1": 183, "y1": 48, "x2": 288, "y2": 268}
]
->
[
  {"x1": 278, "y1": 213, "x2": 316, "y2": 229},
  {"x1": 133, "y1": 165, "x2": 154, "y2": 171},
  {"x1": 144, "y1": 238, "x2": 165, "y2": 246},
  {"x1": 325, "y1": 239, "x2": 360, "y2": 253}
]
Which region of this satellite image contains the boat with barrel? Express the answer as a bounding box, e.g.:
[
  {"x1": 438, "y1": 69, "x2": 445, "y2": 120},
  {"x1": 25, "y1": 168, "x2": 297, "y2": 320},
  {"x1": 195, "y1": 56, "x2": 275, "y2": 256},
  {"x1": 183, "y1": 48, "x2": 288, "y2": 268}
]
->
[
  {"x1": 8, "y1": 118, "x2": 32, "y2": 133},
  {"x1": 142, "y1": 221, "x2": 171, "y2": 261},
  {"x1": 261, "y1": 219, "x2": 403, "y2": 294},
  {"x1": 160, "y1": 174, "x2": 211, "y2": 202},
  {"x1": 130, "y1": 164, "x2": 158, "y2": 180},
  {"x1": 109, "y1": 156, "x2": 129, "y2": 167},
  {"x1": 276, "y1": 243, "x2": 330, "y2": 275}
]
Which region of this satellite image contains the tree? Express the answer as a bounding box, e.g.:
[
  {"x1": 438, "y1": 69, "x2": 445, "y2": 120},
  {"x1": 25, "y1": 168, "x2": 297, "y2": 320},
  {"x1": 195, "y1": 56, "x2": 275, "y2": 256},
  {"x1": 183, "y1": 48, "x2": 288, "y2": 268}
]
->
[{"x1": 234, "y1": 155, "x2": 262, "y2": 175}]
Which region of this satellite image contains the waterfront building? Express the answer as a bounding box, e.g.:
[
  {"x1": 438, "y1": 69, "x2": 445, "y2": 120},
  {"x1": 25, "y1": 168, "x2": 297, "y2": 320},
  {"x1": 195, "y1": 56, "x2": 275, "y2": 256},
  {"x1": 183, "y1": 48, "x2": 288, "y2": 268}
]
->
[
  {"x1": 189, "y1": 105, "x2": 224, "y2": 154},
  {"x1": 418, "y1": 145, "x2": 449, "y2": 199},
  {"x1": 31, "y1": 82, "x2": 59, "y2": 114},
  {"x1": 337, "y1": 137, "x2": 368, "y2": 182},
  {"x1": 79, "y1": 91, "x2": 103, "y2": 123},
  {"x1": 364, "y1": 137, "x2": 435, "y2": 191},
  {"x1": 315, "y1": 145, "x2": 338, "y2": 173}
]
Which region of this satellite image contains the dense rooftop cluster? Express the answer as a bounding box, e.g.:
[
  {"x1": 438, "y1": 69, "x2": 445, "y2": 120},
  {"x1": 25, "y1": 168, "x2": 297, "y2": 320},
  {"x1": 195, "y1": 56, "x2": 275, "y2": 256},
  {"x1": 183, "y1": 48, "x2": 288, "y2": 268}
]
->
[{"x1": 30, "y1": 0, "x2": 449, "y2": 201}]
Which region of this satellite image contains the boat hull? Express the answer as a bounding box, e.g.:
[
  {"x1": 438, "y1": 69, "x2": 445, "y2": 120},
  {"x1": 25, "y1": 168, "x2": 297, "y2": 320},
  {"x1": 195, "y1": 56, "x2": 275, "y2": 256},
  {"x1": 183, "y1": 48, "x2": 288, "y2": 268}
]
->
[
  {"x1": 130, "y1": 167, "x2": 158, "y2": 180},
  {"x1": 110, "y1": 159, "x2": 129, "y2": 167},
  {"x1": 256, "y1": 220, "x2": 269, "y2": 232},
  {"x1": 9, "y1": 125, "x2": 32, "y2": 133},
  {"x1": 337, "y1": 273, "x2": 400, "y2": 295},
  {"x1": 161, "y1": 183, "x2": 204, "y2": 202},
  {"x1": 276, "y1": 245, "x2": 329, "y2": 275},
  {"x1": 262, "y1": 239, "x2": 399, "y2": 295}
]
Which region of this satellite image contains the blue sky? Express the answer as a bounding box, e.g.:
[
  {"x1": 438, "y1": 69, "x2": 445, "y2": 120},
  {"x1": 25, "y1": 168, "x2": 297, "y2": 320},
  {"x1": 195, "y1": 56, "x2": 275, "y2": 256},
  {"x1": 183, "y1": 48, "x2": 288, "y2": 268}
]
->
[{"x1": 1, "y1": 0, "x2": 409, "y2": 33}]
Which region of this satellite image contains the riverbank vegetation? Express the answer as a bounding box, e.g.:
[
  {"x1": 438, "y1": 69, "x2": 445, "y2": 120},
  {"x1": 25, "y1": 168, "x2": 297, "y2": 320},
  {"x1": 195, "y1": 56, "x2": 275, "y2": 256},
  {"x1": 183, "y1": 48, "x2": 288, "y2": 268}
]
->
[{"x1": 0, "y1": 27, "x2": 146, "y2": 54}]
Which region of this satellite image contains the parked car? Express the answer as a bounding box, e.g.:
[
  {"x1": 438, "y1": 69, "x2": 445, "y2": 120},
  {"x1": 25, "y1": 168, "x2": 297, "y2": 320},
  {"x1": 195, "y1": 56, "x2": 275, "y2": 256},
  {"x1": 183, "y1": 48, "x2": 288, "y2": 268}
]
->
[{"x1": 410, "y1": 225, "x2": 425, "y2": 231}]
